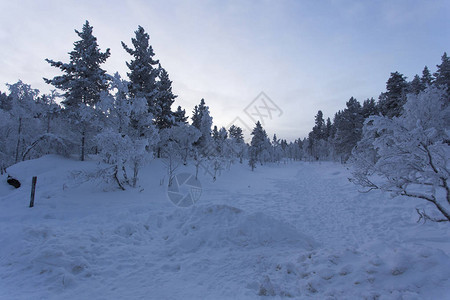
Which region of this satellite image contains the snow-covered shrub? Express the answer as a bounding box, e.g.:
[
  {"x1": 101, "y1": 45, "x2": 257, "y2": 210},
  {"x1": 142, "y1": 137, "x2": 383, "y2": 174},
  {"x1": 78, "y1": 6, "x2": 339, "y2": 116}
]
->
[
  {"x1": 351, "y1": 86, "x2": 450, "y2": 222},
  {"x1": 95, "y1": 129, "x2": 150, "y2": 189}
]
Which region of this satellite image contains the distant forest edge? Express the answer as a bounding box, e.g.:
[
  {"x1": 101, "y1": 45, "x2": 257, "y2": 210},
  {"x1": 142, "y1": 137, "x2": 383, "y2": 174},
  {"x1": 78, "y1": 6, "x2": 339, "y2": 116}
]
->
[{"x1": 0, "y1": 21, "x2": 449, "y2": 221}]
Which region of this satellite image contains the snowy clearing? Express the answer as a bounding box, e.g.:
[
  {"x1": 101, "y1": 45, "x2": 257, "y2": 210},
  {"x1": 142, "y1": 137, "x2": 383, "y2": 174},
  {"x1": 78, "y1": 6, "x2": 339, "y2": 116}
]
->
[{"x1": 1, "y1": 155, "x2": 449, "y2": 299}]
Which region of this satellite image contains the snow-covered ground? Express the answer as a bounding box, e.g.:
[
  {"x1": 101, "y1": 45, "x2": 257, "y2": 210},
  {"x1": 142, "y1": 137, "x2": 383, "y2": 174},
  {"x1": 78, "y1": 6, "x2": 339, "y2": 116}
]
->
[{"x1": 1, "y1": 155, "x2": 449, "y2": 299}]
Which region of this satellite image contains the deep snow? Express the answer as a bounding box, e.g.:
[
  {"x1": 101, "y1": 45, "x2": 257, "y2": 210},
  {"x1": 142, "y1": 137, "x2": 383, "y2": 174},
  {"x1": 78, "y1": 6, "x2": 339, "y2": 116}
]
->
[{"x1": 1, "y1": 155, "x2": 449, "y2": 299}]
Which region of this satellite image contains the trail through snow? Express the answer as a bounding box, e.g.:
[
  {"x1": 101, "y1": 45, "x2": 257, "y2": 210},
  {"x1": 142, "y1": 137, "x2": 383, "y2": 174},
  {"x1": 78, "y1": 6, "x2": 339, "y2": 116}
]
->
[{"x1": 0, "y1": 156, "x2": 449, "y2": 299}]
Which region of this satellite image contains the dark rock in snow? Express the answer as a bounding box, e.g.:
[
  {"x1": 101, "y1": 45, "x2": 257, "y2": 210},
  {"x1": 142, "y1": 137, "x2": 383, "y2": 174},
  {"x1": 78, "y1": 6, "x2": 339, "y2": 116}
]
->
[{"x1": 7, "y1": 175, "x2": 21, "y2": 188}]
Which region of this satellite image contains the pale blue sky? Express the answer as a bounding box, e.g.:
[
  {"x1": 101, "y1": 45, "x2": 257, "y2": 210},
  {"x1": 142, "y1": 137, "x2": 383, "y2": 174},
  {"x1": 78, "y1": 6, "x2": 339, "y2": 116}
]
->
[{"x1": 0, "y1": 0, "x2": 449, "y2": 139}]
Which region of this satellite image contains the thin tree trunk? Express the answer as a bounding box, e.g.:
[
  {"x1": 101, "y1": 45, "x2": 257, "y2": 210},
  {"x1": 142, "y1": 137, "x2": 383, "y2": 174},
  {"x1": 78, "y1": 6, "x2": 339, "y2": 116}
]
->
[
  {"x1": 132, "y1": 161, "x2": 139, "y2": 187},
  {"x1": 47, "y1": 115, "x2": 51, "y2": 133},
  {"x1": 81, "y1": 131, "x2": 85, "y2": 161},
  {"x1": 15, "y1": 117, "x2": 22, "y2": 163}
]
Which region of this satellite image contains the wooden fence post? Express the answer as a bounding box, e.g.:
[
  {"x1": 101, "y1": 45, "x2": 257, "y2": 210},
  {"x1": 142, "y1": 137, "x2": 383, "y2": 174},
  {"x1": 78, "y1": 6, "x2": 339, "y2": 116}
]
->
[{"x1": 29, "y1": 176, "x2": 37, "y2": 208}]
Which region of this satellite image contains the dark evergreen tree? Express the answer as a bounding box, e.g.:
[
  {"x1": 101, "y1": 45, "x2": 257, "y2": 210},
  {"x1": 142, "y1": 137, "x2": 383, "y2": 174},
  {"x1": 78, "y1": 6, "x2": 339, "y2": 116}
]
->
[
  {"x1": 281, "y1": 139, "x2": 288, "y2": 151},
  {"x1": 408, "y1": 74, "x2": 425, "y2": 95},
  {"x1": 421, "y1": 66, "x2": 434, "y2": 87},
  {"x1": 307, "y1": 131, "x2": 315, "y2": 159},
  {"x1": 228, "y1": 125, "x2": 244, "y2": 143},
  {"x1": 307, "y1": 110, "x2": 326, "y2": 159},
  {"x1": 334, "y1": 97, "x2": 364, "y2": 161},
  {"x1": 191, "y1": 105, "x2": 200, "y2": 127},
  {"x1": 0, "y1": 91, "x2": 11, "y2": 111},
  {"x1": 44, "y1": 21, "x2": 109, "y2": 161},
  {"x1": 228, "y1": 124, "x2": 245, "y2": 163},
  {"x1": 122, "y1": 26, "x2": 159, "y2": 114},
  {"x1": 313, "y1": 110, "x2": 325, "y2": 140},
  {"x1": 191, "y1": 98, "x2": 207, "y2": 129},
  {"x1": 324, "y1": 117, "x2": 332, "y2": 139},
  {"x1": 154, "y1": 64, "x2": 176, "y2": 129},
  {"x1": 378, "y1": 71, "x2": 408, "y2": 118},
  {"x1": 44, "y1": 21, "x2": 110, "y2": 107},
  {"x1": 248, "y1": 121, "x2": 269, "y2": 170},
  {"x1": 361, "y1": 98, "x2": 377, "y2": 118},
  {"x1": 434, "y1": 52, "x2": 450, "y2": 93},
  {"x1": 271, "y1": 134, "x2": 283, "y2": 162},
  {"x1": 215, "y1": 127, "x2": 228, "y2": 155},
  {"x1": 212, "y1": 125, "x2": 219, "y2": 141},
  {"x1": 331, "y1": 111, "x2": 341, "y2": 139},
  {"x1": 173, "y1": 106, "x2": 188, "y2": 124},
  {"x1": 190, "y1": 99, "x2": 212, "y2": 150}
]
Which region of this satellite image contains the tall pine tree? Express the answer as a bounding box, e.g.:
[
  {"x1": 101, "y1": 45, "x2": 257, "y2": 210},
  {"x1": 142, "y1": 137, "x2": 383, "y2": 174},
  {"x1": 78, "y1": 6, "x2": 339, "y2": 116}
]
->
[
  {"x1": 334, "y1": 97, "x2": 364, "y2": 161},
  {"x1": 122, "y1": 26, "x2": 159, "y2": 114},
  {"x1": 421, "y1": 66, "x2": 434, "y2": 87},
  {"x1": 191, "y1": 98, "x2": 207, "y2": 129},
  {"x1": 378, "y1": 72, "x2": 408, "y2": 118},
  {"x1": 434, "y1": 52, "x2": 450, "y2": 93},
  {"x1": 408, "y1": 74, "x2": 425, "y2": 95},
  {"x1": 249, "y1": 121, "x2": 269, "y2": 170},
  {"x1": 154, "y1": 64, "x2": 176, "y2": 129},
  {"x1": 173, "y1": 106, "x2": 188, "y2": 124},
  {"x1": 44, "y1": 20, "x2": 110, "y2": 107},
  {"x1": 44, "y1": 21, "x2": 110, "y2": 161}
]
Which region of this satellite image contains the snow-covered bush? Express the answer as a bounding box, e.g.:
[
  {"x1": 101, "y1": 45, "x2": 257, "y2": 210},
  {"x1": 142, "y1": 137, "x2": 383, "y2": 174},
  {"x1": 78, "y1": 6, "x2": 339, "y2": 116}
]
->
[
  {"x1": 95, "y1": 129, "x2": 150, "y2": 189},
  {"x1": 159, "y1": 123, "x2": 201, "y2": 165},
  {"x1": 351, "y1": 86, "x2": 450, "y2": 222}
]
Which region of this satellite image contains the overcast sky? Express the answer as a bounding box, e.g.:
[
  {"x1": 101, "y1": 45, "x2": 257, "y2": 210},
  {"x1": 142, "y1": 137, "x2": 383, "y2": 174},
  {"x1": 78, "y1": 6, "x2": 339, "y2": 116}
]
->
[{"x1": 0, "y1": 0, "x2": 449, "y2": 139}]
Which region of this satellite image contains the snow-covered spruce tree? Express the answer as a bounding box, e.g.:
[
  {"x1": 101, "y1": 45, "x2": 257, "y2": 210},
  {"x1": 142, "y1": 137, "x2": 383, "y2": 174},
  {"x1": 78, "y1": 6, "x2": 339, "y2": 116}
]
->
[
  {"x1": 306, "y1": 110, "x2": 332, "y2": 160},
  {"x1": 173, "y1": 106, "x2": 188, "y2": 124},
  {"x1": 434, "y1": 52, "x2": 450, "y2": 93},
  {"x1": 351, "y1": 86, "x2": 450, "y2": 222},
  {"x1": 0, "y1": 91, "x2": 11, "y2": 111},
  {"x1": 44, "y1": 21, "x2": 110, "y2": 161},
  {"x1": 313, "y1": 110, "x2": 325, "y2": 140},
  {"x1": 122, "y1": 26, "x2": 159, "y2": 115},
  {"x1": 408, "y1": 74, "x2": 425, "y2": 95},
  {"x1": 154, "y1": 64, "x2": 176, "y2": 129},
  {"x1": 378, "y1": 71, "x2": 408, "y2": 118},
  {"x1": 211, "y1": 126, "x2": 228, "y2": 156},
  {"x1": 421, "y1": 66, "x2": 434, "y2": 87},
  {"x1": 209, "y1": 126, "x2": 231, "y2": 178},
  {"x1": 248, "y1": 121, "x2": 270, "y2": 171},
  {"x1": 324, "y1": 117, "x2": 333, "y2": 140},
  {"x1": 361, "y1": 98, "x2": 378, "y2": 118},
  {"x1": 191, "y1": 99, "x2": 217, "y2": 178},
  {"x1": 195, "y1": 105, "x2": 225, "y2": 180},
  {"x1": 271, "y1": 134, "x2": 283, "y2": 163},
  {"x1": 228, "y1": 125, "x2": 246, "y2": 164},
  {"x1": 191, "y1": 98, "x2": 207, "y2": 130},
  {"x1": 45, "y1": 21, "x2": 110, "y2": 108},
  {"x1": 198, "y1": 102, "x2": 213, "y2": 150}
]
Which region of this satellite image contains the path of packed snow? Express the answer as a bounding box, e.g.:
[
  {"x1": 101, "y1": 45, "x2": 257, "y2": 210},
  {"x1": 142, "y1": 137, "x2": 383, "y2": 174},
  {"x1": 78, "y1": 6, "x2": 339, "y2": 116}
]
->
[{"x1": 1, "y1": 156, "x2": 449, "y2": 299}]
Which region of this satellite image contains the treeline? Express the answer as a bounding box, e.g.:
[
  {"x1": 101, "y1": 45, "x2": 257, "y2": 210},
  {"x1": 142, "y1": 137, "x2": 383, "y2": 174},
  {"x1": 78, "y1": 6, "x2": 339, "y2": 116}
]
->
[{"x1": 302, "y1": 54, "x2": 449, "y2": 162}]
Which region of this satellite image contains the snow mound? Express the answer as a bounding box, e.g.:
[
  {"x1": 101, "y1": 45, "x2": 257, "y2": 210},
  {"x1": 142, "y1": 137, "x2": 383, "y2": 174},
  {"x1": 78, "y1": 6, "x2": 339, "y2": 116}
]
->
[
  {"x1": 6, "y1": 155, "x2": 76, "y2": 182},
  {"x1": 163, "y1": 204, "x2": 317, "y2": 254}
]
